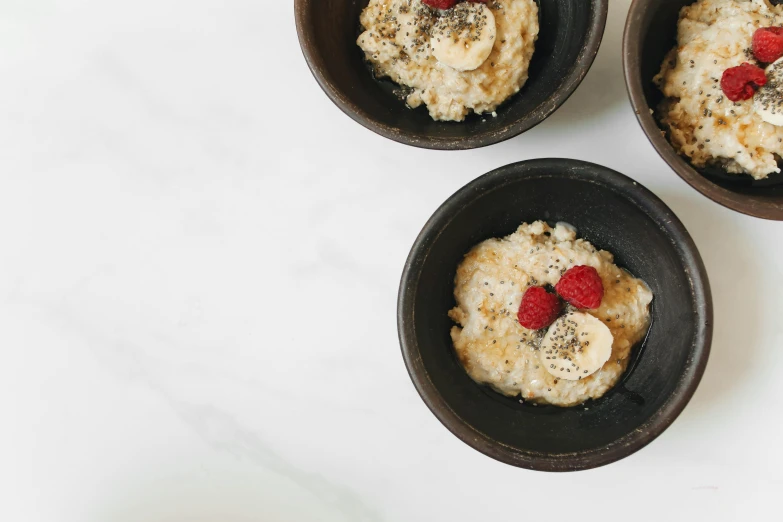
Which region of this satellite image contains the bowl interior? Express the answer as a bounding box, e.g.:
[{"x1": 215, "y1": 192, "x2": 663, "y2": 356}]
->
[
  {"x1": 296, "y1": 0, "x2": 606, "y2": 149},
  {"x1": 627, "y1": 0, "x2": 783, "y2": 217},
  {"x1": 399, "y1": 160, "x2": 711, "y2": 470}
]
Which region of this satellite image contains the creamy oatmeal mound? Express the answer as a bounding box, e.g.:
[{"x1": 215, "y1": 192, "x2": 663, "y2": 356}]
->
[
  {"x1": 655, "y1": 0, "x2": 783, "y2": 179},
  {"x1": 357, "y1": 0, "x2": 538, "y2": 121},
  {"x1": 448, "y1": 222, "x2": 652, "y2": 407}
]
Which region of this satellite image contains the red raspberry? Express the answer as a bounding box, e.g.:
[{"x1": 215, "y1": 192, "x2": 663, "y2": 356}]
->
[
  {"x1": 421, "y1": 0, "x2": 458, "y2": 9},
  {"x1": 555, "y1": 265, "x2": 604, "y2": 310},
  {"x1": 752, "y1": 27, "x2": 783, "y2": 63},
  {"x1": 517, "y1": 286, "x2": 562, "y2": 330},
  {"x1": 720, "y1": 63, "x2": 767, "y2": 102}
]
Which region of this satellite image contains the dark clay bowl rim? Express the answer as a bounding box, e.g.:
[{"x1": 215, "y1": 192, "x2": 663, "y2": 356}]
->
[
  {"x1": 623, "y1": 0, "x2": 783, "y2": 221},
  {"x1": 294, "y1": 0, "x2": 609, "y2": 150},
  {"x1": 397, "y1": 158, "x2": 713, "y2": 471}
]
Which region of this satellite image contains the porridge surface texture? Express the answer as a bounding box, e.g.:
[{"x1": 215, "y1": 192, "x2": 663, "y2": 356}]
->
[
  {"x1": 655, "y1": 0, "x2": 783, "y2": 179},
  {"x1": 357, "y1": 0, "x2": 538, "y2": 121},
  {"x1": 448, "y1": 222, "x2": 653, "y2": 407}
]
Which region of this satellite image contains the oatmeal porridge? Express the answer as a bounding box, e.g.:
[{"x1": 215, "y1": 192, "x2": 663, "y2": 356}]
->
[
  {"x1": 655, "y1": 0, "x2": 783, "y2": 179},
  {"x1": 357, "y1": 0, "x2": 538, "y2": 121},
  {"x1": 448, "y1": 221, "x2": 653, "y2": 407}
]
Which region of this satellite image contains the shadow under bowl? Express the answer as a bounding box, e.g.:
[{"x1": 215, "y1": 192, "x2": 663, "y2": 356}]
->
[
  {"x1": 295, "y1": 0, "x2": 608, "y2": 149},
  {"x1": 624, "y1": 0, "x2": 783, "y2": 220},
  {"x1": 398, "y1": 158, "x2": 712, "y2": 471}
]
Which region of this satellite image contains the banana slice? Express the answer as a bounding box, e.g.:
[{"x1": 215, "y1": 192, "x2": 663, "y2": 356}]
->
[
  {"x1": 431, "y1": 3, "x2": 496, "y2": 72},
  {"x1": 754, "y1": 57, "x2": 783, "y2": 126},
  {"x1": 539, "y1": 312, "x2": 614, "y2": 381}
]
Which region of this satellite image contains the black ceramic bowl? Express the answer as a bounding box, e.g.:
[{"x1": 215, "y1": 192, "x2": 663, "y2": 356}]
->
[
  {"x1": 624, "y1": 0, "x2": 783, "y2": 220},
  {"x1": 295, "y1": 1, "x2": 608, "y2": 149},
  {"x1": 398, "y1": 159, "x2": 712, "y2": 471}
]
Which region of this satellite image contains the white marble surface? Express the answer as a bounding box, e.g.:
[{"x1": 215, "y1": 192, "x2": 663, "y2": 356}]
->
[{"x1": 1, "y1": 0, "x2": 782, "y2": 520}]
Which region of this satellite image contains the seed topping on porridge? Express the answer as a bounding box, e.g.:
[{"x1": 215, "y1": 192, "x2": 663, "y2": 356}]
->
[
  {"x1": 357, "y1": 0, "x2": 538, "y2": 121},
  {"x1": 431, "y1": 3, "x2": 497, "y2": 71},
  {"x1": 655, "y1": 0, "x2": 783, "y2": 179},
  {"x1": 435, "y1": 3, "x2": 486, "y2": 33},
  {"x1": 449, "y1": 221, "x2": 652, "y2": 407},
  {"x1": 540, "y1": 312, "x2": 614, "y2": 381},
  {"x1": 754, "y1": 57, "x2": 783, "y2": 124}
]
